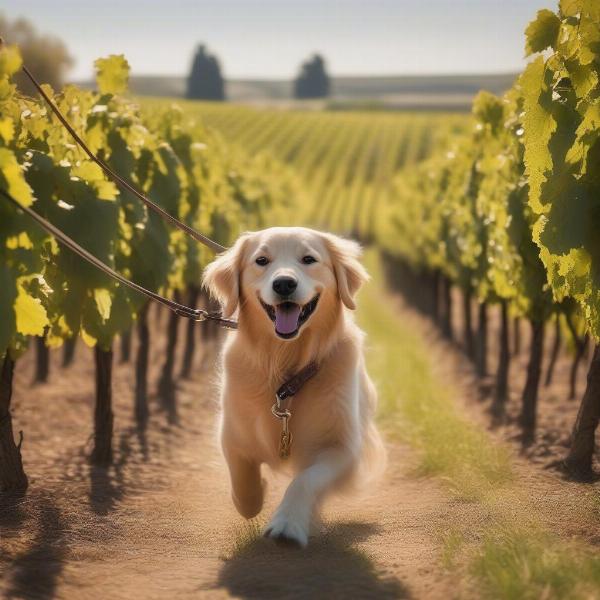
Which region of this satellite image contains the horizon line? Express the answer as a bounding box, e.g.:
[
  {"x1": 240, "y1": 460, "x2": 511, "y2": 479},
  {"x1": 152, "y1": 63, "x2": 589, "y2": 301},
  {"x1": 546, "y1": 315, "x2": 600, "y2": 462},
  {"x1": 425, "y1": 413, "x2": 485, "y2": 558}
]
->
[{"x1": 70, "y1": 70, "x2": 521, "y2": 83}]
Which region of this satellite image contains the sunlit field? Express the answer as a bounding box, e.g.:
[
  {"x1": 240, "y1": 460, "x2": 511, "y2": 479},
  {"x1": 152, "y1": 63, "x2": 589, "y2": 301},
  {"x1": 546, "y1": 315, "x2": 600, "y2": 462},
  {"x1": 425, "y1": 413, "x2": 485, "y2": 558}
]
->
[{"x1": 177, "y1": 101, "x2": 467, "y2": 236}]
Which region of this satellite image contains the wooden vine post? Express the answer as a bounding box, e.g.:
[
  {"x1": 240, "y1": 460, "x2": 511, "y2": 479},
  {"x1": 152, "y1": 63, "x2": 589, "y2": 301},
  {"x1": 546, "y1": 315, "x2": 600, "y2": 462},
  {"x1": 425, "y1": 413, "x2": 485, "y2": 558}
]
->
[{"x1": 0, "y1": 355, "x2": 28, "y2": 493}]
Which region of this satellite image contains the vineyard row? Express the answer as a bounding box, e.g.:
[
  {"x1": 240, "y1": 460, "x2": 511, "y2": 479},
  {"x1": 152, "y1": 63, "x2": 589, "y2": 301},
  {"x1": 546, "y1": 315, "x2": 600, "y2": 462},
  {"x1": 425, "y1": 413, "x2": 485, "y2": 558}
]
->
[
  {"x1": 378, "y1": 1, "x2": 600, "y2": 480},
  {"x1": 0, "y1": 48, "x2": 296, "y2": 491}
]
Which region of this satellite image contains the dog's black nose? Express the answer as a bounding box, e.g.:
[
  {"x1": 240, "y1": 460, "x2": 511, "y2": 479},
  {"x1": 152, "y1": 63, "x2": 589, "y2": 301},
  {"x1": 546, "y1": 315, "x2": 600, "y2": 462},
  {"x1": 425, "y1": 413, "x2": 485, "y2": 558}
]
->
[{"x1": 273, "y1": 276, "x2": 298, "y2": 297}]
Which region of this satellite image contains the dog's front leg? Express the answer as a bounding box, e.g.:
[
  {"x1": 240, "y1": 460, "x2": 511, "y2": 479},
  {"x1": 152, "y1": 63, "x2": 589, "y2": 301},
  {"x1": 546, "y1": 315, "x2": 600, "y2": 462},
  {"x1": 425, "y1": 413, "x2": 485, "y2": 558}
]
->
[
  {"x1": 264, "y1": 449, "x2": 352, "y2": 547},
  {"x1": 224, "y1": 447, "x2": 266, "y2": 519}
]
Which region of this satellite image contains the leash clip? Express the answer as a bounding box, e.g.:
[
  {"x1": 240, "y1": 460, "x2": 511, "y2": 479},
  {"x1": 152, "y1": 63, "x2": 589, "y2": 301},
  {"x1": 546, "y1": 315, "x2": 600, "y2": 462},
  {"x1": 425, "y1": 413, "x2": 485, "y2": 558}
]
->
[
  {"x1": 173, "y1": 307, "x2": 207, "y2": 321},
  {"x1": 272, "y1": 395, "x2": 293, "y2": 460},
  {"x1": 271, "y1": 394, "x2": 291, "y2": 420},
  {"x1": 269, "y1": 363, "x2": 318, "y2": 461},
  {"x1": 193, "y1": 309, "x2": 208, "y2": 322}
]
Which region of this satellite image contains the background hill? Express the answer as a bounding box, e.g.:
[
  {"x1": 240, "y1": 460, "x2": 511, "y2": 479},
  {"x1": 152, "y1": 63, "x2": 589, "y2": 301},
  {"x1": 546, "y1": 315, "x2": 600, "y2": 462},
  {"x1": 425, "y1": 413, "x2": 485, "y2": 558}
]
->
[{"x1": 73, "y1": 73, "x2": 517, "y2": 111}]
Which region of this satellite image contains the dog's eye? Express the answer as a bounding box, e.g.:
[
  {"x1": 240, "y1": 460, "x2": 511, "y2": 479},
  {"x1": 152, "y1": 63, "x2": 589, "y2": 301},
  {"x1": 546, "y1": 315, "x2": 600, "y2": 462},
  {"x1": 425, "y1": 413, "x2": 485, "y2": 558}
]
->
[
  {"x1": 302, "y1": 255, "x2": 317, "y2": 265},
  {"x1": 255, "y1": 256, "x2": 269, "y2": 266}
]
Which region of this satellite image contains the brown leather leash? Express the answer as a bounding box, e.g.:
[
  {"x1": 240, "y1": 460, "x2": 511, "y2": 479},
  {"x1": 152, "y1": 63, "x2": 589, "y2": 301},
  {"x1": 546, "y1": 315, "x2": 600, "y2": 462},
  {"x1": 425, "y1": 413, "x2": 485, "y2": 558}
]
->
[
  {"x1": 0, "y1": 187, "x2": 237, "y2": 329},
  {"x1": 1, "y1": 52, "x2": 231, "y2": 325}
]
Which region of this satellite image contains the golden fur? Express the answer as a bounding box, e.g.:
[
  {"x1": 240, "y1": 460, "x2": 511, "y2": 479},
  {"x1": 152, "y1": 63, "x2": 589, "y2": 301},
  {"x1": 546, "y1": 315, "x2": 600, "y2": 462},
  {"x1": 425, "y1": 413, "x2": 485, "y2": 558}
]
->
[{"x1": 203, "y1": 227, "x2": 385, "y2": 547}]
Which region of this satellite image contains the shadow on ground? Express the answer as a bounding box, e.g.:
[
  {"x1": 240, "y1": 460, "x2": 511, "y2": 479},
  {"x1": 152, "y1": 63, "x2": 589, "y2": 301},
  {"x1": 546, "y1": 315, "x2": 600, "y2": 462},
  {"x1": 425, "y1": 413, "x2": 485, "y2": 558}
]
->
[
  {"x1": 217, "y1": 521, "x2": 409, "y2": 599},
  {"x1": 3, "y1": 496, "x2": 66, "y2": 600},
  {"x1": 87, "y1": 421, "x2": 159, "y2": 515}
]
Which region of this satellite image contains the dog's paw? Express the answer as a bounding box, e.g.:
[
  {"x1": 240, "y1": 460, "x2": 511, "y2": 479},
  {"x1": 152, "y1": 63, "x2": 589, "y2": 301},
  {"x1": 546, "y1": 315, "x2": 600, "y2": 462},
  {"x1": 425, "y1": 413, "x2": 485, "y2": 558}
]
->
[{"x1": 263, "y1": 512, "x2": 309, "y2": 548}]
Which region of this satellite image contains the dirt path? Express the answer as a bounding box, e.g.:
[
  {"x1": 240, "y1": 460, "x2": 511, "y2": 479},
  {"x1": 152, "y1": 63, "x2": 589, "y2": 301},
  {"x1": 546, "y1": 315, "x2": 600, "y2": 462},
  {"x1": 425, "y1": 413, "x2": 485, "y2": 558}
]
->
[
  {"x1": 3, "y1": 282, "x2": 599, "y2": 599},
  {"x1": 0, "y1": 317, "x2": 467, "y2": 600}
]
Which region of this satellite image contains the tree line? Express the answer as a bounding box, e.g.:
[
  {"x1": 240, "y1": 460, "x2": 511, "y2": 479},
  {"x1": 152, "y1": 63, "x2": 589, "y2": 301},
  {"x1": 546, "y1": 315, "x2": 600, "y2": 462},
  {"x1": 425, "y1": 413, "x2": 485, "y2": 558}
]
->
[{"x1": 186, "y1": 44, "x2": 331, "y2": 101}]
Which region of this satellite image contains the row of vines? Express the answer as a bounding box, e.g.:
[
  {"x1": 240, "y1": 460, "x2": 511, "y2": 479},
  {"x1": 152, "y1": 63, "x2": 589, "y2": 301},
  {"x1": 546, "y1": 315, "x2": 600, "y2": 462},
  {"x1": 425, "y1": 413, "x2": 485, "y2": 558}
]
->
[
  {"x1": 0, "y1": 46, "x2": 299, "y2": 492},
  {"x1": 379, "y1": 0, "x2": 600, "y2": 480},
  {"x1": 192, "y1": 102, "x2": 465, "y2": 237}
]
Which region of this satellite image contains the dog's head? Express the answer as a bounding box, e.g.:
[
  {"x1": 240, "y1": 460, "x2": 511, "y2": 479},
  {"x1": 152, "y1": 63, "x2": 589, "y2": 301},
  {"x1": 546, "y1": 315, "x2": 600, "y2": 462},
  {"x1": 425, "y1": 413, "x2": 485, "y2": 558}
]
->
[{"x1": 202, "y1": 227, "x2": 368, "y2": 341}]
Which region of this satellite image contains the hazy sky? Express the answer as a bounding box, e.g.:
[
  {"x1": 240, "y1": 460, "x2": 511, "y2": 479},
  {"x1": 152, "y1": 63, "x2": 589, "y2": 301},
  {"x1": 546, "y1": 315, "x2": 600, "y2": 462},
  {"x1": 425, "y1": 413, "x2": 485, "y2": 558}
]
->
[{"x1": 4, "y1": 0, "x2": 553, "y2": 80}]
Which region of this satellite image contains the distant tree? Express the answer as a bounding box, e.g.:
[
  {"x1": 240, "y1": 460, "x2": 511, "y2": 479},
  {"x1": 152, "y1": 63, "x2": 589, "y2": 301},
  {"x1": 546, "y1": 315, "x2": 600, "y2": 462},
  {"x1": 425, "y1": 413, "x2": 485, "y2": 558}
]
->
[
  {"x1": 0, "y1": 15, "x2": 73, "y2": 96},
  {"x1": 294, "y1": 54, "x2": 330, "y2": 99},
  {"x1": 186, "y1": 44, "x2": 225, "y2": 101}
]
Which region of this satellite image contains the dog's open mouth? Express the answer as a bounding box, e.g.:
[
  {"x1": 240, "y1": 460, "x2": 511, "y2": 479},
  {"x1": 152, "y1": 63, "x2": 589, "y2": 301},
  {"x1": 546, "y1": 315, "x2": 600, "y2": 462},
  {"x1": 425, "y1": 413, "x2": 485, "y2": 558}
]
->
[{"x1": 260, "y1": 295, "x2": 320, "y2": 339}]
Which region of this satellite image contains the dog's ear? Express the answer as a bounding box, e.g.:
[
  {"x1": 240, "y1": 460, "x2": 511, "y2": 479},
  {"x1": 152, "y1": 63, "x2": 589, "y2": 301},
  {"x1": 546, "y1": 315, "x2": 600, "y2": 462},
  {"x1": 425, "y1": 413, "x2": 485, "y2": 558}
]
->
[
  {"x1": 202, "y1": 234, "x2": 250, "y2": 317},
  {"x1": 323, "y1": 233, "x2": 369, "y2": 310}
]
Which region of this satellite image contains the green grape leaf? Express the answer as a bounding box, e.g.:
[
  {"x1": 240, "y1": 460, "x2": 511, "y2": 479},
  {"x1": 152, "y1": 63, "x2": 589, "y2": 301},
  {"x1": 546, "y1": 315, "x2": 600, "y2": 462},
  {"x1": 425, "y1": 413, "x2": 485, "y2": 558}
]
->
[
  {"x1": 472, "y1": 91, "x2": 504, "y2": 131},
  {"x1": 95, "y1": 286, "x2": 133, "y2": 348},
  {"x1": 0, "y1": 117, "x2": 14, "y2": 143},
  {"x1": 94, "y1": 288, "x2": 112, "y2": 321},
  {"x1": 0, "y1": 148, "x2": 34, "y2": 207},
  {"x1": 566, "y1": 59, "x2": 598, "y2": 98},
  {"x1": 94, "y1": 55, "x2": 130, "y2": 95},
  {"x1": 0, "y1": 44, "x2": 22, "y2": 77},
  {"x1": 14, "y1": 283, "x2": 48, "y2": 336},
  {"x1": 80, "y1": 328, "x2": 97, "y2": 348},
  {"x1": 559, "y1": 0, "x2": 581, "y2": 18},
  {"x1": 71, "y1": 161, "x2": 118, "y2": 201},
  {"x1": 520, "y1": 57, "x2": 556, "y2": 213},
  {"x1": 566, "y1": 100, "x2": 600, "y2": 170},
  {"x1": 71, "y1": 161, "x2": 104, "y2": 183},
  {"x1": 525, "y1": 9, "x2": 561, "y2": 56}
]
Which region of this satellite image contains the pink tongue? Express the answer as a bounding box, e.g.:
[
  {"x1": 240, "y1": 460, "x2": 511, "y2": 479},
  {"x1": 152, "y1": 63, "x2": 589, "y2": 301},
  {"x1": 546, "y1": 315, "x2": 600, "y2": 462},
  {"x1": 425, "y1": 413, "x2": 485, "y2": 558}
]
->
[{"x1": 275, "y1": 304, "x2": 301, "y2": 335}]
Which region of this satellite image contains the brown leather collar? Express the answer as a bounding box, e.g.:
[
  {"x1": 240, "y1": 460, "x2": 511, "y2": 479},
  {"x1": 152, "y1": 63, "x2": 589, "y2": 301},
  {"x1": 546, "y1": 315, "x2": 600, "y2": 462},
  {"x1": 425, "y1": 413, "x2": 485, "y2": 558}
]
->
[{"x1": 276, "y1": 361, "x2": 319, "y2": 402}]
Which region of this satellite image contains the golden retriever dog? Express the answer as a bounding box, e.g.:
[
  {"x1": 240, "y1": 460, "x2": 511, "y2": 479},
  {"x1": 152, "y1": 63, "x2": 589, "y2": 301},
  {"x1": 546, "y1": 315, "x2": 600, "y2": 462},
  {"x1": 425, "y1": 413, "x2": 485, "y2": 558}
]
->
[{"x1": 203, "y1": 227, "x2": 385, "y2": 547}]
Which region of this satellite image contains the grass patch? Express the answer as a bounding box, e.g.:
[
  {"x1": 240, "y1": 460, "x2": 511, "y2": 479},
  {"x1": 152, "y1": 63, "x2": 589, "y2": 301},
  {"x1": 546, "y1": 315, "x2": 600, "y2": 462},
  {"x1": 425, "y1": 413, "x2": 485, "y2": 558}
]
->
[
  {"x1": 441, "y1": 527, "x2": 467, "y2": 570},
  {"x1": 356, "y1": 252, "x2": 600, "y2": 598},
  {"x1": 357, "y1": 250, "x2": 512, "y2": 498},
  {"x1": 471, "y1": 527, "x2": 600, "y2": 600}
]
